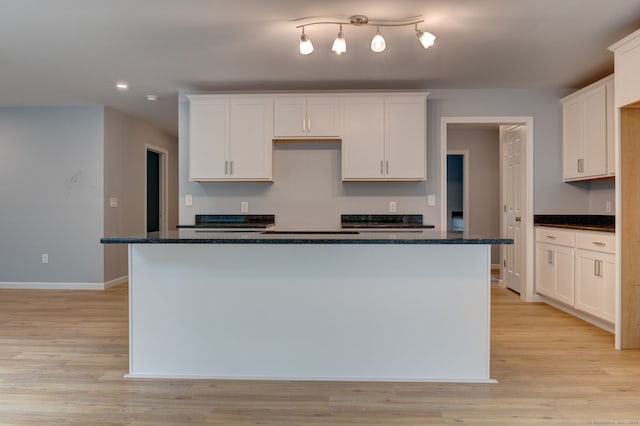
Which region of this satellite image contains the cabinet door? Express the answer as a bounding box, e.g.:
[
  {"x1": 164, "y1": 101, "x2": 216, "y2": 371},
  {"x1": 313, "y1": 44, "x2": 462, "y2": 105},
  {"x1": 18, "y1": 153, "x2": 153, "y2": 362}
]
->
[
  {"x1": 535, "y1": 243, "x2": 555, "y2": 297},
  {"x1": 306, "y1": 97, "x2": 341, "y2": 137},
  {"x1": 562, "y1": 98, "x2": 583, "y2": 181},
  {"x1": 582, "y1": 86, "x2": 607, "y2": 178},
  {"x1": 228, "y1": 99, "x2": 273, "y2": 180},
  {"x1": 575, "y1": 250, "x2": 615, "y2": 322},
  {"x1": 342, "y1": 98, "x2": 385, "y2": 180},
  {"x1": 189, "y1": 98, "x2": 228, "y2": 181},
  {"x1": 605, "y1": 79, "x2": 615, "y2": 176},
  {"x1": 385, "y1": 96, "x2": 426, "y2": 180},
  {"x1": 553, "y1": 245, "x2": 575, "y2": 306},
  {"x1": 274, "y1": 98, "x2": 306, "y2": 137},
  {"x1": 600, "y1": 253, "x2": 616, "y2": 323}
]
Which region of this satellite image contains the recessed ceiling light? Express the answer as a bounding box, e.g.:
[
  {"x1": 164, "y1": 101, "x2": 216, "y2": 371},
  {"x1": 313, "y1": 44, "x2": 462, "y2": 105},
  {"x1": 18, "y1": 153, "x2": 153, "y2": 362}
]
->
[
  {"x1": 116, "y1": 82, "x2": 129, "y2": 90},
  {"x1": 146, "y1": 94, "x2": 158, "y2": 101}
]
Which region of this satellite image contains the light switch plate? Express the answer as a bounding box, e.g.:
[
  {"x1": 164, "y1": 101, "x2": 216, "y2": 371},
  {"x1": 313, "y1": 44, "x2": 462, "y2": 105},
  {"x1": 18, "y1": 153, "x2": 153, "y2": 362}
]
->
[
  {"x1": 241, "y1": 201, "x2": 249, "y2": 213},
  {"x1": 427, "y1": 195, "x2": 436, "y2": 206},
  {"x1": 389, "y1": 201, "x2": 397, "y2": 212},
  {"x1": 185, "y1": 194, "x2": 193, "y2": 206},
  {"x1": 109, "y1": 197, "x2": 118, "y2": 208}
]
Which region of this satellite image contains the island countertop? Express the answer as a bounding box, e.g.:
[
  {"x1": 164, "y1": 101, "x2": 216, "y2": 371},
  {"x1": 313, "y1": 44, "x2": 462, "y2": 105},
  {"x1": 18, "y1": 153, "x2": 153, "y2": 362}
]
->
[{"x1": 101, "y1": 229, "x2": 512, "y2": 245}]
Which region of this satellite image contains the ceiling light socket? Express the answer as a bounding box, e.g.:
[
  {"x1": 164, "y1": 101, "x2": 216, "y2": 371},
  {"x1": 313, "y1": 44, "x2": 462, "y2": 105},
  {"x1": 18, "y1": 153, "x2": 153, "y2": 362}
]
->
[
  {"x1": 116, "y1": 82, "x2": 129, "y2": 90},
  {"x1": 146, "y1": 94, "x2": 159, "y2": 101},
  {"x1": 349, "y1": 15, "x2": 369, "y2": 25}
]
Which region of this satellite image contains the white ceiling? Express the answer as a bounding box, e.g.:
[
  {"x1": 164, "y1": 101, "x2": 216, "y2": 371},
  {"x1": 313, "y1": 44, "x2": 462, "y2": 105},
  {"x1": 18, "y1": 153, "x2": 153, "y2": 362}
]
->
[{"x1": 1, "y1": 0, "x2": 639, "y2": 136}]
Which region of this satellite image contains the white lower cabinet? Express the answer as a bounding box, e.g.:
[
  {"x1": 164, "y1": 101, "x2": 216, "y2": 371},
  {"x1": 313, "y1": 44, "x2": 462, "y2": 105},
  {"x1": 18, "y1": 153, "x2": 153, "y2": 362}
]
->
[
  {"x1": 535, "y1": 227, "x2": 615, "y2": 324},
  {"x1": 535, "y1": 240, "x2": 575, "y2": 306}
]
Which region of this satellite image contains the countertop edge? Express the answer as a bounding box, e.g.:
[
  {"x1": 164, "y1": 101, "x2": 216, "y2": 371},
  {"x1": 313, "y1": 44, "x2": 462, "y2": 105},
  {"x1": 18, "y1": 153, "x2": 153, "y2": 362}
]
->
[
  {"x1": 101, "y1": 237, "x2": 513, "y2": 245},
  {"x1": 534, "y1": 223, "x2": 615, "y2": 233}
]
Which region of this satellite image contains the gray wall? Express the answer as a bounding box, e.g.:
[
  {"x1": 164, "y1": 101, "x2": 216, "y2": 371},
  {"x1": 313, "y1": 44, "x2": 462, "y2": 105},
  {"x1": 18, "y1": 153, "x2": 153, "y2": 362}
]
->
[
  {"x1": 588, "y1": 180, "x2": 616, "y2": 214},
  {"x1": 0, "y1": 106, "x2": 105, "y2": 283},
  {"x1": 178, "y1": 88, "x2": 613, "y2": 228},
  {"x1": 103, "y1": 108, "x2": 179, "y2": 282},
  {"x1": 448, "y1": 126, "x2": 501, "y2": 263},
  {"x1": 0, "y1": 106, "x2": 178, "y2": 286}
]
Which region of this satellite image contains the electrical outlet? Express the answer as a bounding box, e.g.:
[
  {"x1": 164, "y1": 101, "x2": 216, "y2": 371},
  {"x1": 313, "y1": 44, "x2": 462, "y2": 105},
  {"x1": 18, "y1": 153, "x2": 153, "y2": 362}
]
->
[
  {"x1": 389, "y1": 201, "x2": 397, "y2": 212},
  {"x1": 41, "y1": 253, "x2": 48, "y2": 264},
  {"x1": 427, "y1": 195, "x2": 436, "y2": 206},
  {"x1": 185, "y1": 194, "x2": 193, "y2": 206},
  {"x1": 241, "y1": 201, "x2": 249, "y2": 213},
  {"x1": 109, "y1": 197, "x2": 118, "y2": 208},
  {"x1": 605, "y1": 201, "x2": 612, "y2": 213}
]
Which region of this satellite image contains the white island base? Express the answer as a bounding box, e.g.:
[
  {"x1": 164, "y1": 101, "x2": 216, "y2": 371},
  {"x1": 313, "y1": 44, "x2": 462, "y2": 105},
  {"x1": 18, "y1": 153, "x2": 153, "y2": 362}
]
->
[{"x1": 127, "y1": 243, "x2": 494, "y2": 382}]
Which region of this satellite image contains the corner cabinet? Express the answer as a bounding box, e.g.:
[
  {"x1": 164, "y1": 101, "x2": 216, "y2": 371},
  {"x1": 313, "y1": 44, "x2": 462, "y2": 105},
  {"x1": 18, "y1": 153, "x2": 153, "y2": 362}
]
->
[
  {"x1": 187, "y1": 95, "x2": 273, "y2": 182},
  {"x1": 274, "y1": 96, "x2": 341, "y2": 138},
  {"x1": 342, "y1": 95, "x2": 427, "y2": 181},
  {"x1": 535, "y1": 227, "x2": 616, "y2": 325},
  {"x1": 561, "y1": 75, "x2": 614, "y2": 181}
]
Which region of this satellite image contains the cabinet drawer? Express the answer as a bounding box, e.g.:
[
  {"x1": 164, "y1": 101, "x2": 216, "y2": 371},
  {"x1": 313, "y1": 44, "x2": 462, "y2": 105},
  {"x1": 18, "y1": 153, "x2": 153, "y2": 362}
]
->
[
  {"x1": 575, "y1": 231, "x2": 615, "y2": 253},
  {"x1": 535, "y1": 227, "x2": 575, "y2": 247}
]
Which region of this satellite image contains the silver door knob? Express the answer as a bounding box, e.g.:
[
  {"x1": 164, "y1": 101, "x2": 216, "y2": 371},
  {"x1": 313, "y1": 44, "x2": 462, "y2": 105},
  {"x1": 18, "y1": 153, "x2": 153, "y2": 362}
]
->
[{"x1": 515, "y1": 216, "x2": 521, "y2": 222}]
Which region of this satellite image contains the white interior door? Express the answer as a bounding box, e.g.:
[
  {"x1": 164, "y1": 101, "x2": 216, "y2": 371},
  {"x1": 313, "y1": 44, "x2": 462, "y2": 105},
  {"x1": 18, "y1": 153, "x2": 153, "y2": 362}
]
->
[{"x1": 503, "y1": 125, "x2": 525, "y2": 293}]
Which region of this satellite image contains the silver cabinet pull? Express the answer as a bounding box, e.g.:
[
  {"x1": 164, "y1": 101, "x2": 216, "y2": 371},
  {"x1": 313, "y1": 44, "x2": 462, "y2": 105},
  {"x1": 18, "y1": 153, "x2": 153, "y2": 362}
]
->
[
  {"x1": 307, "y1": 118, "x2": 311, "y2": 132},
  {"x1": 229, "y1": 160, "x2": 234, "y2": 175},
  {"x1": 546, "y1": 235, "x2": 557, "y2": 240},
  {"x1": 386, "y1": 160, "x2": 389, "y2": 175},
  {"x1": 380, "y1": 160, "x2": 384, "y2": 175},
  {"x1": 302, "y1": 119, "x2": 306, "y2": 133},
  {"x1": 592, "y1": 241, "x2": 606, "y2": 246},
  {"x1": 548, "y1": 250, "x2": 553, "y2": 265},
  {"x1": 225, "y1": 160, "x2": 228, "y2": 175},
  {"x1": 594, "y1": 259, "x2": 598, "y2": 277}
]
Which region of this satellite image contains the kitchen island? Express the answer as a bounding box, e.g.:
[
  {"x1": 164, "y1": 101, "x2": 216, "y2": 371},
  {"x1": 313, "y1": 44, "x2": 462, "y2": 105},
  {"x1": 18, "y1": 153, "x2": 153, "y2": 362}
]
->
[{"x1": 102, "y1": 229, "x2": 511, "y2": 382}]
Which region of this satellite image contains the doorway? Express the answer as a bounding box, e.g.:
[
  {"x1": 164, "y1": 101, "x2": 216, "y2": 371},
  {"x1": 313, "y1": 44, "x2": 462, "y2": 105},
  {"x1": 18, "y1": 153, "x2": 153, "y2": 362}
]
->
[
  {"x1": 441, "y1": 117, "x2": 534, "y2": 301},
  {"x1": 446, "y1": 151, "x2": 469, "y2": 233},
  {"x1": 145, "y1": 145, "x2": 169, "y2": 233}
]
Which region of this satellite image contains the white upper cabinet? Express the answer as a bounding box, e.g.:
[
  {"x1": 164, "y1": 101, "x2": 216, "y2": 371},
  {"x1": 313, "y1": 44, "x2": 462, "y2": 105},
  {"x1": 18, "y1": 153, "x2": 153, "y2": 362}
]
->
[
  {"x1": 274, "y1": 96, "x2": 341, "y2": 138},
  {"x1": 561, "y1": 75, "x2": 614, "y2": 181},
  {"x1": 609, "y1": 28, "x2": 640, "y2": 108},
  {"x1": 188, "y1": 95, "x2": 273, "y2": 182},
  {"x1": 342, "y1": 94, "x2": 427, "y2": 181}
]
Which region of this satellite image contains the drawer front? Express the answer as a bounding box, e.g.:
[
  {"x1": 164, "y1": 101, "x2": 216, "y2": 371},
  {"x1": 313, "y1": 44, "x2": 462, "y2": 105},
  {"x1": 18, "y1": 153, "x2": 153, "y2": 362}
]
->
[
  {"x1": 575, "y1": 231, "x2": 615, "y2": 253},
  {"x1": 535, "y1": 227, "x2": 575, "y2": 247}
]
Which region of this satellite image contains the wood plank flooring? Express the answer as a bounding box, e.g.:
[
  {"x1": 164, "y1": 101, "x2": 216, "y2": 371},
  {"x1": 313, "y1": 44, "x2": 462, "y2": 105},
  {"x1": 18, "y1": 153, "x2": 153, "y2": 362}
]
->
[{"x1": 1, "y1": 283, "x2": 640, "y2": 425}]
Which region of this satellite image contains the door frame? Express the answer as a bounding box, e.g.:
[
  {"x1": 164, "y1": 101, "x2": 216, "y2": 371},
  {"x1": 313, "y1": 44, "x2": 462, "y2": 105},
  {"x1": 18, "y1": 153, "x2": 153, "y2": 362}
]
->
[
  {"x1": 440, "y1": 116, "x2": 535, "y2": 302},
  {"x1": 446, "y1": 150, "x2": 470, "y2": 234},
  {"x1": 145, "y1": 144, "x2": 169, "y2": 233}
]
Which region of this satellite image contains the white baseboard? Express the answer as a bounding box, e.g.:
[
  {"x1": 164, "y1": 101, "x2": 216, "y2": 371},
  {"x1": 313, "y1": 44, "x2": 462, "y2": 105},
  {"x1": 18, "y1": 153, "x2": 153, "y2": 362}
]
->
[
  {"x1": 104, "y1": 276, "x2": 128, "y2": 289},
  {"x1": 538, "y1": 295, "x2": 614, "y2": 334},
  {"x1": 0, "y1": 276, "x2": 128, "y2": 290}
]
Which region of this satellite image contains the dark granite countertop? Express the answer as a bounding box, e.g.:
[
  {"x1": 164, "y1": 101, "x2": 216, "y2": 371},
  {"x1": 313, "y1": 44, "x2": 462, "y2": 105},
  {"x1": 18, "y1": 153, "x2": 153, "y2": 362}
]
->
[
  {"x1": 101, "y1": 229, "x2": 512, "y2": 245},
  {"x1": 534, "y1": 215, "x2": 615, "y2": 233}
]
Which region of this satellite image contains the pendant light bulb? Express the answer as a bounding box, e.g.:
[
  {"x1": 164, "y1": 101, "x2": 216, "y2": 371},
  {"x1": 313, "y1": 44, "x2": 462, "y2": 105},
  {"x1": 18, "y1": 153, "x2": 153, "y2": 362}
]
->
[
  {"x1": 299, "y1": 28, "x2": 314, "y2": 55},
  {"x1": 370, "y1": 28, "x2": 386, "y2": 53},
  {"x1": 416, "y1": 25, "x2": 436, "y2": 49},
  {"x1": 332, "y1": 24, "x2": 346, "y2": 55}
]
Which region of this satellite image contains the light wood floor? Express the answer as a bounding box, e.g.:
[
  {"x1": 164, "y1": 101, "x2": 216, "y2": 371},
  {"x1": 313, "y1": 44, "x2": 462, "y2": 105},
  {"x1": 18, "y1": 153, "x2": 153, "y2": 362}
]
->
[{"x1": 1, "y1": 284, "x2": 640, "y2": 425}]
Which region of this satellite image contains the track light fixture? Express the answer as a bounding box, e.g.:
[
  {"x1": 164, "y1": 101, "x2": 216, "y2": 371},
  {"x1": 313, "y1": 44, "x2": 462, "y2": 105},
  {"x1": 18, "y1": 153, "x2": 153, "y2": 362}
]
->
[
  {"x1": 296, "y1": 15, "x2": 435, "y2": 55},
  {"x1": 299, "y1": 27, "x2": 314, "y2": 55}
]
